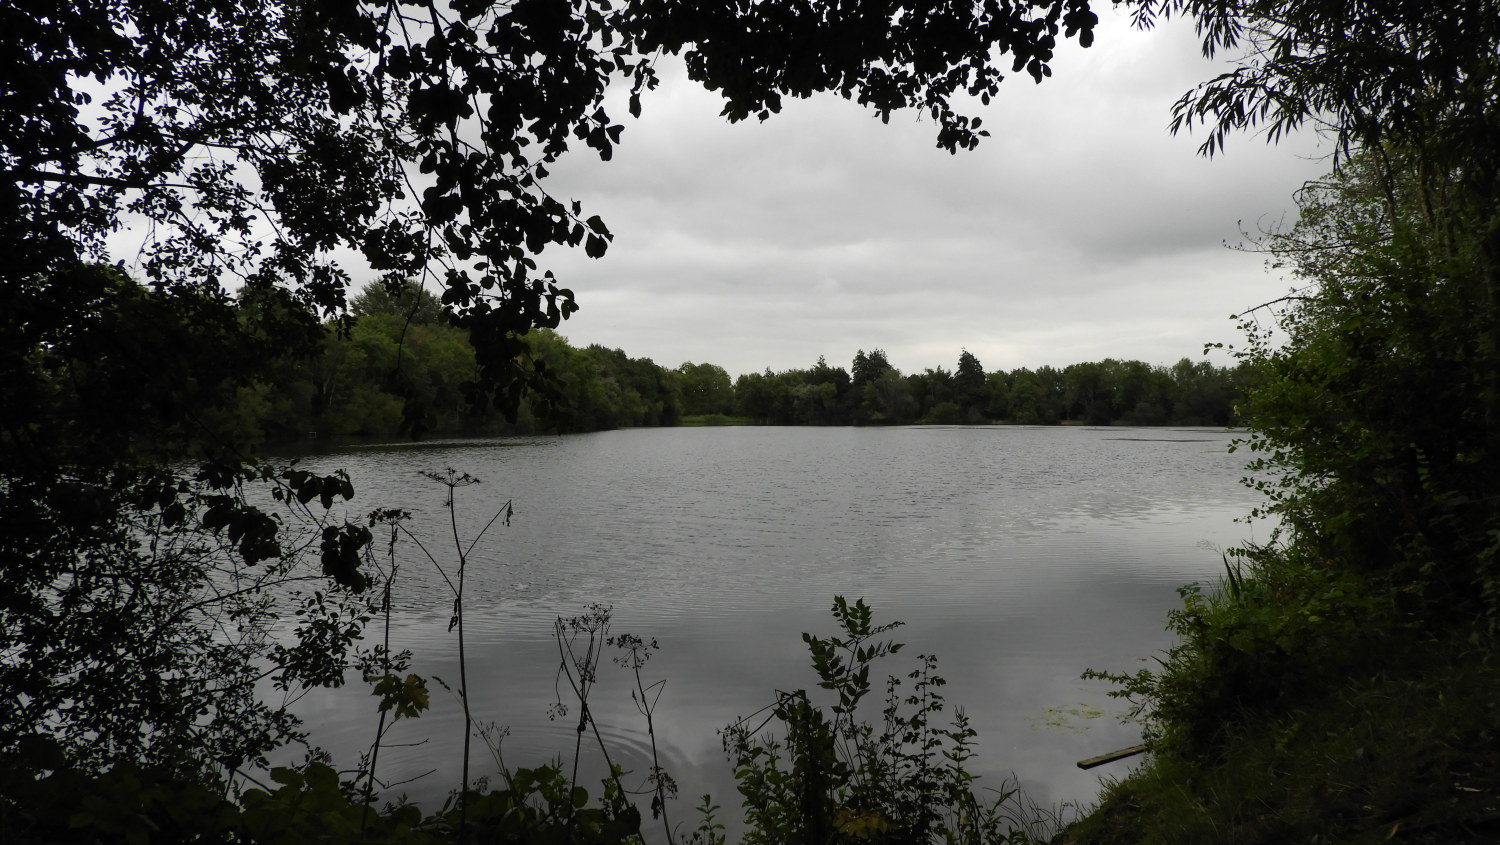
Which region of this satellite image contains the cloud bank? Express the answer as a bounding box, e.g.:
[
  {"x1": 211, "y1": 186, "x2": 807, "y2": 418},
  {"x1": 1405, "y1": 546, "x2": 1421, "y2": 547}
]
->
[{"x1": 537, "y1": 11, "x2": 1330, "y2": 378}]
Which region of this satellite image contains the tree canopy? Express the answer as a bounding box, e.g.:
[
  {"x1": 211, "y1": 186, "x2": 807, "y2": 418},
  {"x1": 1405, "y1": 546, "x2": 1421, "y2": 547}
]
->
[{"x1": 1136, "y1": 0, "x2": 1500, "y2": 172}]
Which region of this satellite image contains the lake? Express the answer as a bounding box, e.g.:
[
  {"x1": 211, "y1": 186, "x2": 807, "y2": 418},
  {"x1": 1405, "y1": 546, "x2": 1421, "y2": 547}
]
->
[{"x1": 282, "y1": 425, "x2": 1265, "y2": 834}]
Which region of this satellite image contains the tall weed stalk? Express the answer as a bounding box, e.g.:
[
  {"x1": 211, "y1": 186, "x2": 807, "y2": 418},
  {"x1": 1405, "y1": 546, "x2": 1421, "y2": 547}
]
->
[
  {"x1": 359, "y1": 506, "x2": 417, "y2": 833},
  {"x1": 550, "y1": 604, "x2": 685, "y2": 843},
  {"x1": 365, "y1": 473, "x2": 677, "y2": 843},
  {"x1": 369, "y1": 469, "x2": 511, "y2": 837}
]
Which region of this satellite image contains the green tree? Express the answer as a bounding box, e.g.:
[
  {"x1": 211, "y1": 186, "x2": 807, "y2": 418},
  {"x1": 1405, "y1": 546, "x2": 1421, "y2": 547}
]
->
[
  {"x1": 735, "y1": 370, "x2": 777, "y2": 423},
  {"x1": 1082, "y1": 4, "x2": 1500, "y2": 814},
  {"x1": 1167, "y1": 358, "x2": 1232, "y2": 425},
  {"x1": 982, "y1": 371, "x2": 1011, "y2": 421},
  {"x1": 1063, "y1": 360, "x2": 1114, "y2": 424},
  {"x1": 850, "y1": 349, "x2": 902, "y2": 424},
  {"x1": 1116, "y1": 360, "x2": 1175, "y2": 425},
  {"x1": 0, "y1": 267, "x2": 377, "y2": 780},
  {"x1": 868, "y1": 370, "x2": 918, "y2": 425},
  {"x1": 909, "y1": 366, "x2": 955, "y2": 421},
  {"x1": 1139, "y1": 0, "x2": 1500, "y2": 180},
  {"x1": 350, "y1": 279, "x2": 445, "y2": 326},
  {"x1": 1129, "y1": 0, "x2": 1500, "y2": 607},
  {"x1": 792, "y1": 381, "x2": 842, "y2": 425},
  {"x1": 954, "y1": 350, "x2": 987, "y2": 416},
  {"x1": 675, "y1": 361, "x2": 735, "y2": 416},
  {"x1": 807, "y1": 355, "x2": 854, "y2": 424},
  {"x1": 1005, "y1": 367, "x2": 1065, "y2": 425},
  {"x1": 1232, "y1": 154, "x2": 1500, "y2": 608}
]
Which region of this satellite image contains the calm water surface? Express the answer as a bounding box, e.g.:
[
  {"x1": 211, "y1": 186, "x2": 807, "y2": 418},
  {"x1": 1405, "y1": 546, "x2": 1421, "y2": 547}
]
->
[{"x1": 284, "y1": 425, "x2": 1265, "y2": 830}]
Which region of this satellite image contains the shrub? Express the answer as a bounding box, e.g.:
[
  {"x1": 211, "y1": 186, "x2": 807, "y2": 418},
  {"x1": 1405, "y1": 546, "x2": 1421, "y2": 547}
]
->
[{"x1": 724, "y1": 597, "x2": 1031, "y2": 845}]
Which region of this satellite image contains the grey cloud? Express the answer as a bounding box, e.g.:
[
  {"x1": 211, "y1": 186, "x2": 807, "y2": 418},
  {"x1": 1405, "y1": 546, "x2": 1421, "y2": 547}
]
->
[{"x1": 535, "y1": 14, "x2": 1327, "y2": 378}]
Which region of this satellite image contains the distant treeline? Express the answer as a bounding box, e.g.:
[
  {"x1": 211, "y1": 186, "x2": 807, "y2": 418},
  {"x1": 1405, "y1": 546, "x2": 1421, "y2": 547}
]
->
[
  {"x1": 232, "y1": 282, "x2": 1248, "y2": 441},
  {"x1": 729, "y1": 348, "x2": 1245, "y2": 427}
]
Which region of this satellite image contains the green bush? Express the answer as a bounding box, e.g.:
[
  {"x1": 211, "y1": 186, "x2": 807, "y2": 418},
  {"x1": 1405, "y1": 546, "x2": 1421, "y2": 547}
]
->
[
  {"x1": 724, "y1": 597, "x2": 1031, "y2": 845},
  {"x1": 1088, "y1": 548, "x2": 1405, "y2": 761}
]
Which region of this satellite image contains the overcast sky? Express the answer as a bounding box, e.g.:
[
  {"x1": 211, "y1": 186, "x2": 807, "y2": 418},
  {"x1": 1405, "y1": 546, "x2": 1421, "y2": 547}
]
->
[{"x1": 530, "y1": 9, "x2": 1331, "y2": 379}]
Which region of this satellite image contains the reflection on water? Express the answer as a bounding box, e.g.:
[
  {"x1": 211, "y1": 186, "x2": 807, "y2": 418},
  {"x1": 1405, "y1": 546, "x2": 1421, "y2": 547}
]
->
[{"x1": 282, "y1": 426, "x2": 1264, "y2": 830}]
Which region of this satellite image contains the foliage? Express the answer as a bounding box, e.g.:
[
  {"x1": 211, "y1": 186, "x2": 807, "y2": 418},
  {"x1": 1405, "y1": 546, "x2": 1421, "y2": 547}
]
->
[
  {"x1": 1069, "y1": 0, "x2": 1500, "y2": 839},
  {"x1": 954, "y1": 351, "x2": 987, "y2": 415},
  {"x1": 734, "y1": 350, "x2": 1241, "y2": 427},
  {"x1": 523, "y1": 334, "x2": 684, "y2": 432},
  {"x1": 1074, "y1": 150, "x2": 1500, "y2": 839},
  {"x1": 1133, "y1": 0, "x2": 1500, "y2": 175},
  {"x1": 0, "y1": 742, "x2": 242, "y2": 845},
  {"x1": 676, "y1": 362, "x2": 736, "y2": 417},
  {"x1": 0, "y1": 271, "x2": 381, "y2": 776},
  {"x1": 214, "y1": 305, "x2": 703, "y2": 442},
  {"x1": 1001, "y1": 367, "x2": 1063, "y2": 425},
  {"x1": 1084, "y1": 548, "x2": 1403, "y2": 760},
  {"x1": 12, "y1": 473, "x2": 378, "y2": 773},
  {"x1": 724, "y1": 597, "x2": 1030, "y2": 845},
  {"x1": 679, "y1": 414, "x2": 751, "y2": 427},
  {"x1": 179, "y1": 279, "x2": 1245, "y2": 440},
  {"x1": 352, "y1": 280, "x2": 447, "y2": 327},
  {"x1": 0, "y1": 752, "x2": 648, "y2": 845},
  {"x1": 1223, "y1": 149, "x2": 1500, "y2": 621},
  {"x1": 1065, "y1": 639, "x2": 1500, "y2": 844}
]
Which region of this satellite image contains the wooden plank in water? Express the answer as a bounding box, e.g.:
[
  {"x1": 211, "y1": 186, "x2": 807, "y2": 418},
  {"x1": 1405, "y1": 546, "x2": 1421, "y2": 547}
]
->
[{"x1": 1076, "y1": 744, "x2": 1149, "y2": 770}]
